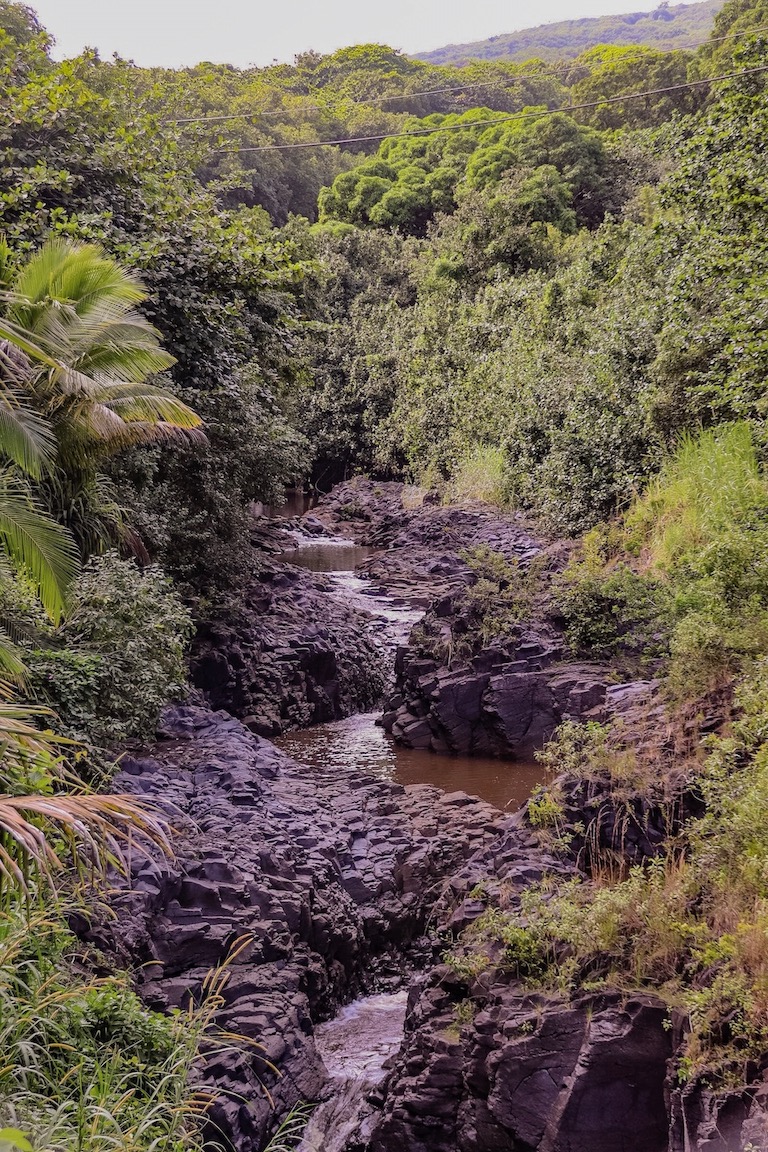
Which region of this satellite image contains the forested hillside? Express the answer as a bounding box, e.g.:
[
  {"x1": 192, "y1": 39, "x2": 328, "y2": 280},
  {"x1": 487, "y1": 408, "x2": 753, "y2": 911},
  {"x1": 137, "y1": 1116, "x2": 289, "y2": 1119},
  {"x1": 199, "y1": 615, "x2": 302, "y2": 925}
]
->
[
  {"x1": 417, "y1": 0, "x2": 723, "y2": 64},
  {"x1": 1, "y1": 0, "x2": 768, "y2": 1146}
]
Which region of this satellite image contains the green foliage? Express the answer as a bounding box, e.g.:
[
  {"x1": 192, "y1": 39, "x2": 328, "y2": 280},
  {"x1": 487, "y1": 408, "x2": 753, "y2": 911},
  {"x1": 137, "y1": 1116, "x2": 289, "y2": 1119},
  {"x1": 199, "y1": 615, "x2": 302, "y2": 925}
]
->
[
  {"x1": 444, "y1": 445, "x2": 508, "y2": 506},
  {"x1": 555, "y1": 557, "x2": 673, "y2": 662},
  {"x1": 456, "y1": 547, "x2": 543, "y2": 651},
  {"x1": 464, "y1": 665, "x2": 768, "y2": 1082},
  {"x1": 1, "y1": 237, "x2": 203, "y2": 560},
  {"x1": 569, "y1": 45, "x2": 703, "y2": 131},
  {"x1": 409, "y1": 547, "x2": 543, "y2": 664},
  {"x1": 648, "y1": 49, "x2": 768, "y2": 431},
  {"x1": 624, "y1": 423, "x2": 768, "y2": 692},
  {"x1": 0, "y1": 37, "x2": 312, "y2": 595},
  {"x1": 535, "y1": 719, "x2": 614, "y2": 777},
  {"x1": 318, "y1": 109, "x2": 612, "y2": 235},
  {"x1": 0, "y1": 907, "x2": 209, "y2": 1152},
  {"x1": 296, "y1": 23, "x2": 768, "y2": 534},
  {"x1": 527, "y1": 785, "x2": 565, "y2": 829},
  {"x1": 0, "y1": 2, "x2": 48, "y2": 48},
  {"x1": 543, "y1": 423, "x2": 768, "y2": 700},
  {"x1": 627, "y1": 422, "x2": 767, "y2": 567},
  {"x1": 28, "y1": 554, "x2": 193, "y2": 745},
  {"x1": 446, "y1": 904, "x2": 550, "y2": 982}
]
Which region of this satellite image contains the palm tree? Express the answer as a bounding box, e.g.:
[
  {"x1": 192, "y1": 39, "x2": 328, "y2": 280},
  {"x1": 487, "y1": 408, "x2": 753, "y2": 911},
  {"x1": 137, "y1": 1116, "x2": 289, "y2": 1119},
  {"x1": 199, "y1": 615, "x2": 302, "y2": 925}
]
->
[
  {"x1": 1, "y1": 238, "x2": 203, "y2": 552},
  {"x1": 0, "y1": 240, "x2": 198, "y2": 903},
  {"x1": 0, "y1": 236, "x2": 212, "y2": 914}
]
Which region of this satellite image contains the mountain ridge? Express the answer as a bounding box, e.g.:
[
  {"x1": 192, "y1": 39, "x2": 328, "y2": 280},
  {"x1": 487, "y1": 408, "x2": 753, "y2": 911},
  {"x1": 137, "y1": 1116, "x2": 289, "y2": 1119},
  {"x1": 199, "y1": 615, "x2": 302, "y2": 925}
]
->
[{"x1": 414, "y1": 0, "x2": 723, "y2": 64}]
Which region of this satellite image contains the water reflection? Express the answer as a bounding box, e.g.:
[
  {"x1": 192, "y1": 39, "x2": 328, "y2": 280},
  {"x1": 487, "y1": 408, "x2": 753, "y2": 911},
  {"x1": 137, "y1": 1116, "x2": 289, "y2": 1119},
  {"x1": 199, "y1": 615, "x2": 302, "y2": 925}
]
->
[
  {"x1": 254, "y1": 489, "x2": 317, "y2": 519},
  {"x1": 276, "y1": 712, "x2": 543, "y2": 812},
  {"x1": 276, "y1": 541, "x2": 373, "y2": 573}
]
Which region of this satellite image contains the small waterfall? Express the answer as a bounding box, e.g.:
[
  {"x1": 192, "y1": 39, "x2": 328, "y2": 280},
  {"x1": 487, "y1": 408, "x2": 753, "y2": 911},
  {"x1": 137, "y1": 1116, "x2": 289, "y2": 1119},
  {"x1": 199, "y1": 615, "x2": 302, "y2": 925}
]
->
[{"x1": 297, "y1": 991, "x2": 408, "y2": 1152}]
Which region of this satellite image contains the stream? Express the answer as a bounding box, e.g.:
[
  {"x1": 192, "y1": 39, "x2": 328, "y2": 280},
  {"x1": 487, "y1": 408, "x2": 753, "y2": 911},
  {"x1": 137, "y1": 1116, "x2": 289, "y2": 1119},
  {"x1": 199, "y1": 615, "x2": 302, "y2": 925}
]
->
[
  {"x1": 266, "y1": 529, "x2": 544, "y2": 1149},
  {"x1": 274, "y1": 534, "x2": 544, "y2": 812},
  {"x1": 296, "y1": 992, "x2": 409, "y2": 1152}
]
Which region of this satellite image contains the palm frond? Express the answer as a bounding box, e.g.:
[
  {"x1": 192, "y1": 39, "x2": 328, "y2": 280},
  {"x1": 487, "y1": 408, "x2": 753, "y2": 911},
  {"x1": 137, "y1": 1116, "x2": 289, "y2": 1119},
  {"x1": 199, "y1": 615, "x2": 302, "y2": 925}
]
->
[
  {"x1": 0, "y1": 386, "x2": 55, "y2": 479},
  {"x1": 0, "y1": 316, "x2": 61, "y2": 372},
  {"x1": 93, "y1": 382, "x2": 201, "y2": 425},
  {"x1": 0, "y1": 702, "x2": 60, "y2": 752},
  {"x1": 0, "y1": 625, "x2": 28, "y2": 689},
  {"x1": 10, "y1": 239, "x2": 146, "y2": 317},
  {"x1": 0, "y1": 792, "x2": 173, "y2": 899},
  {"x1": 0, "y1": 475, "x2": 79, "y2": 622}
]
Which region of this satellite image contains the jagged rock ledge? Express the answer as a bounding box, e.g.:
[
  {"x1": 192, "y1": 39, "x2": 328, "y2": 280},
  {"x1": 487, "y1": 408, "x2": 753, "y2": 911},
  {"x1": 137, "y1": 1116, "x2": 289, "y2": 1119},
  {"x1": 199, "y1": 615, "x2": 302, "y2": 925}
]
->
[
  {"x1": 83, "y1": 705, "x2": 515, "y2": 1152},
  {"x1": 191, "y1": 561, "x2": 388, "y2": 737}
]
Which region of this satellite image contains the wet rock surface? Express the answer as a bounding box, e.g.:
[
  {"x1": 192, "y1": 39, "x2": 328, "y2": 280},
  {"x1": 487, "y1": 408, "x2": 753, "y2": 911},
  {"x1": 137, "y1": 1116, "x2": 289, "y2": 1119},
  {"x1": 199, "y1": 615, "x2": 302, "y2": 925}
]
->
[
  {"x1": 100, "y1": 482, "x2": 767, "y2": 1151},
  {"x1": 92, "y1": 705, "x2": 510, "y2": 1152},
  {"x1": 370, "y1": 982, "x2": 673, "y2": 1152},
  {"x1": 305, "y1": 480, "x2": 624, "y2": 760},
  {"x1": 191, "y1": 560, "x2": 388, "y2": 737}
]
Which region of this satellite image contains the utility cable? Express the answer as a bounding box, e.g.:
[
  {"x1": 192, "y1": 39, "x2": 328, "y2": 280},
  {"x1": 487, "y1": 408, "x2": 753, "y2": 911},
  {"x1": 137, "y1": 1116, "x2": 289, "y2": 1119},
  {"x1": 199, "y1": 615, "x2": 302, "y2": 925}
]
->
[
  {"x1": 209, "y1": 62, "x2": 768, "y2": 154},
  {"x1": 162, "y1": 20, "x2": 768, "y2": 127}
]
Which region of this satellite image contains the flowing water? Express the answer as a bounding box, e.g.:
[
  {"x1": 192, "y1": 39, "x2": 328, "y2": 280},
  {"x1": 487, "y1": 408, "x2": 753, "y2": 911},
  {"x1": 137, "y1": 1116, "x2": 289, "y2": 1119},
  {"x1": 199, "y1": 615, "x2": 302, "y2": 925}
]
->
[
  {"x1": 274, "y1": 537, "x2": 544, "y2": 811},
  {"x1": 274, "y1": 534, "x2": 544, "y2": 1149},
  {"x1": 277, "y1": 713, "x2": 542, "y2": 813},
  {"x1": 297, "y1": 992, "x2": 409, "y2": 1152},
  {"x1": 276, "y1": 539, "x2": 373, "y2": 573}
]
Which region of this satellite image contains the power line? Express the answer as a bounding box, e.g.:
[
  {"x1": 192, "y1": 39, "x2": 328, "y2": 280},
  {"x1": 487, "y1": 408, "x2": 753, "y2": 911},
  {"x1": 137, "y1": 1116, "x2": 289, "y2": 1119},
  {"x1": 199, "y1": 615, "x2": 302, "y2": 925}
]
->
[
  {"x1": 210, "y1": 63, "x2": 768, "y2": 155},
  {"x1": 162, "y1": 21, "x2": 768, "y2": 128}
]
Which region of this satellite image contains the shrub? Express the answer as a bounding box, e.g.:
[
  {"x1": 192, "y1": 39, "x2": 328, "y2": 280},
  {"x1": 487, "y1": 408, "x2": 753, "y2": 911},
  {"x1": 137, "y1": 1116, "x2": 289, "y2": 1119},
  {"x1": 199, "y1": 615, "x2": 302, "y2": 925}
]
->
[
  {"x1": 446, "y1": 905, "x2": 550, "y2": 983},
  {"x1": 28, "y1": 554, "x2": 193, "y2": 745},
  {"x1": 453, "y1": 547, "x2": 544, "y2": 655},
  {"x1": 555, "y1": 561, "x2": 673, "y2": 663},
  {"x1": 0, "y1": 907, "x2": 218, "y2": 1152}
]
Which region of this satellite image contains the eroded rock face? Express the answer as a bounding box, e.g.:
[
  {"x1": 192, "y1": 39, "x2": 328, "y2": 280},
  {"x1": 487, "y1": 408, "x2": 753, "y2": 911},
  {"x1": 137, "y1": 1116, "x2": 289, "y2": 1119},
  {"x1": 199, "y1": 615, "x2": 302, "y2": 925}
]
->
[
  {"x1": 381, "y1": 639, "x2": 613, "y2": 758},
  {"x1": 88, "y1": 705, "x2": 510, "y2": 1152},
  {"x1": 102, "y1": 483, "x2": 767, "y2": 1151},
  {"x1": 362, "y1": 801, "x2": 674, "y2": 1152},
  {"x1": 369, "y1": 982, "x2": 672, "y2": 1152},
  {"x1": 191, "y1": 562, "x2": 387, "y2": 737}
]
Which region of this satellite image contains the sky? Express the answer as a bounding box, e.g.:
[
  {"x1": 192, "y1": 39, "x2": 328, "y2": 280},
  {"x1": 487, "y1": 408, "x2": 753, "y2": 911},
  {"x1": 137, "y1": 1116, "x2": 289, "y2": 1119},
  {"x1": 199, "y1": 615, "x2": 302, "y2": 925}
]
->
[{"x1": 30, "y1": 0, "x2": 696, "y2": 69}]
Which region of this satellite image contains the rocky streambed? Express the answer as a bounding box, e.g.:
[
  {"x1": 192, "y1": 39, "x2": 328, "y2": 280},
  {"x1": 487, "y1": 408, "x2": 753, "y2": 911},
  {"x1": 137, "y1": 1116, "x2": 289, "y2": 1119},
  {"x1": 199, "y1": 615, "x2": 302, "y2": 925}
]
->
[{"x1": 92, "y1": 481, "x2": 768, "y2": 1152}]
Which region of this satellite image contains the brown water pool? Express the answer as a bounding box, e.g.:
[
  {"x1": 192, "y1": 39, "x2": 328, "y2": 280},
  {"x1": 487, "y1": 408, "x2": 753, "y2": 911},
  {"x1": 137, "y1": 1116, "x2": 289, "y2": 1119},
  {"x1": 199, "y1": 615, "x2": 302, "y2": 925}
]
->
[
  {"x1": 276, "y1": 540, "x2": 373, "y2": 573},
  {"x1": 275, "y1": 711, "x2": 544, "y2": 813}
]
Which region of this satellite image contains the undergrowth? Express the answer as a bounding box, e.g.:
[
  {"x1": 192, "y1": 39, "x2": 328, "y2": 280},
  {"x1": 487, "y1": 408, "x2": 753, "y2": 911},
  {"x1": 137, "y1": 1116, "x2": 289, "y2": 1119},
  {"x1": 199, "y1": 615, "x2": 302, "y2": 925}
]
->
[
  {"x1": 0, "y1": 907, "x2": 209, "y2": 1152},
  {"x1": 0, "y1": 905, "x2": 295, "y2": 1152},
  {"x1": 448, "y1": 665, "x2": 768, "y2": 1083},
  {"x1": 444, "y1": 445, "x2": 508, "y2": 507},
  {"x1": 412, "y1": 545, "x2": 544, "y2": 664},
  {"x1": 446, "y1": 424, "x2": 768, "y2": 1087},
  {"x1": 556, "y1": 421, "x2": 768, "y2": 696}
]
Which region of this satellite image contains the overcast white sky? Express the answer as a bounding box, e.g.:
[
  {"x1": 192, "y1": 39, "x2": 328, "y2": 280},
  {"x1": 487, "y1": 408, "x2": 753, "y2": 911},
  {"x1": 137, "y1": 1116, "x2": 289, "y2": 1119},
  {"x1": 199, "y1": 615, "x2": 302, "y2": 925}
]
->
[{"x1": 31, "y1": 0, "x2": 692, "y2": 69}]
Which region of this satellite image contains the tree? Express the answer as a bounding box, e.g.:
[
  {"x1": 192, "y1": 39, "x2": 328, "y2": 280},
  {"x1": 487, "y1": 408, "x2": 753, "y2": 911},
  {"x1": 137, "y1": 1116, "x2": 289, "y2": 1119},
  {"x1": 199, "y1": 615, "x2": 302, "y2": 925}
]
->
[{"x1": 1, "y1": 238, "x2": 203, "y2": 555}]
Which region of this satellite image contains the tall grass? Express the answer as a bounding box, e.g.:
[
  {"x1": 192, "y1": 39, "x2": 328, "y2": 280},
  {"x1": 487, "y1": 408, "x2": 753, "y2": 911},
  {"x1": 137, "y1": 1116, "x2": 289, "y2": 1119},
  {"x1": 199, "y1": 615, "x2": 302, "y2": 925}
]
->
[
  {"x1": 444, "y1": 445, "x2": 507, "y2": 507},
  {"x1": 0, "y1": 908, "x2": 206, "y2": 1152},
  {"x1": 0, "y1": 913, "x2": 274, "y2": 1152},
  {"x1": 627, "y1": 421, "x2": 767, "y2": 569}
]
